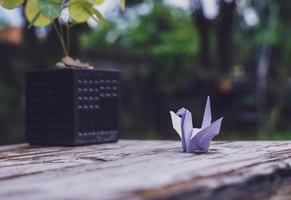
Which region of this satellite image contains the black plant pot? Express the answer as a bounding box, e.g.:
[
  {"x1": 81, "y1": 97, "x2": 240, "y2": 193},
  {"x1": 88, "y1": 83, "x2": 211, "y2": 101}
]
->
[{"x1": 25, "y1": 68, "x2": 120, "y2": 146}]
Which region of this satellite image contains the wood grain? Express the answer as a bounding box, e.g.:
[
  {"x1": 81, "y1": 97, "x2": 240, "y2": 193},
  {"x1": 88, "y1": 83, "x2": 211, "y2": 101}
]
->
[{"x1": 0, "y1": 140, "x2": 291, "y2": 200}]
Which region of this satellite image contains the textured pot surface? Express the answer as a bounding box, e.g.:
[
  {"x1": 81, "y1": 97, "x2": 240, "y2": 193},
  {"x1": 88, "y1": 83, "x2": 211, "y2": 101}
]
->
[{"x1": 25, "y1": 68, "x2": 120, "y2": 146}]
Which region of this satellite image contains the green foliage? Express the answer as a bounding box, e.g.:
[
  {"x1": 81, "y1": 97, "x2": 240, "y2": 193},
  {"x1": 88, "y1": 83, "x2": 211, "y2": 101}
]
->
[
  {"x1": 0, "y1": 0, "x2": 24, "y2": 9},
  {"x1": 81, "y1": 3, "x2": 199, "y2": 92},
  {"x1": 258, "y1": 132, "x2": 291, "y2": 140},
  {"x1": 0, "y1": 0, "x2": 126, "y2": 27},
  {"x1": 120, "y1": 0, "x2": 125, "y2": 10},
  {"x1": 25, "y1": 0, "x2": 52, "y2": 26},
  {"x1": 69, "y1": 0, "x2": 94, "y2": 23},
  {"x1": 38, "y1": 0, "x2": 62, "y2": 19},
  {"x1": 0, "y1": 0, "x2": 126, "y2": 57},
  {"x1": 90, "y1": 5, "x2": 106, "y2": 25}
]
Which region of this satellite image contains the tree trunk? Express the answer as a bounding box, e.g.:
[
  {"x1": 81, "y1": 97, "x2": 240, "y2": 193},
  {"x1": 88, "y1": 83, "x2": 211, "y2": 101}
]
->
[
  {"x1": 217, "y1": 0, "x2": 236, "y2": 71},
  {"x1": 191, "y1": 0, "x2": 211, "y2": 69}
]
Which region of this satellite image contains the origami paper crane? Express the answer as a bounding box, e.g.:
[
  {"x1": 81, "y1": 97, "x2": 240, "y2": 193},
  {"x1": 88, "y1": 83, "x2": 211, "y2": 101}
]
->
[{"x1": 170, "y1": 96, "x2": 223, "y2": 153}]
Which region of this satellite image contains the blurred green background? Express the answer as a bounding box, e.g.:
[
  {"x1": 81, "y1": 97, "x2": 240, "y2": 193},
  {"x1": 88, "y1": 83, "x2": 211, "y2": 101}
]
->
[{"x1": 1, "y1": 0, "x2": 291, "y2": 145}]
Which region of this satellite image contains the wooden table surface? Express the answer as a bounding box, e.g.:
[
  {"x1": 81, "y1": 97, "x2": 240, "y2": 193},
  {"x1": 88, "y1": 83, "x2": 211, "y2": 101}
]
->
[{"x1": 1, "y1": 140, "x2": 291, "y2": 200}]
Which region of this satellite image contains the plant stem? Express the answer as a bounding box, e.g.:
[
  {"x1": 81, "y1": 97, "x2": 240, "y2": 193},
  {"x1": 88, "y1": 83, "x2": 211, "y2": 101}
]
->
[
  {"x1": 65, "y1": 24, "x2": 70, "y2": 56},
  {"x1": 59, "y1": 21, "x2": 64, "y2": 43},
  {"x1": 52, "y1": 21, "x2": 68, "y2": 57}
]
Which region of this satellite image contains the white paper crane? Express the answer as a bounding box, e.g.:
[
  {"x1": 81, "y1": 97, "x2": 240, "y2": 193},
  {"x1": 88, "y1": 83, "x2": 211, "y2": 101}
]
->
[{"x1": 170, "y1": 96, "x2": 223, "y2": 153}]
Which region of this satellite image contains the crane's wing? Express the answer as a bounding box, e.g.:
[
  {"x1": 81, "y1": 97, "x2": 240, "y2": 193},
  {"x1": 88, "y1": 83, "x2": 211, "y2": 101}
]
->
[
  {"x1": 201, "y1": 96, "x2": 211, "y2": 128},
  {"x1": 188, "y1": 117, "x2": 223, "y2": 152}
]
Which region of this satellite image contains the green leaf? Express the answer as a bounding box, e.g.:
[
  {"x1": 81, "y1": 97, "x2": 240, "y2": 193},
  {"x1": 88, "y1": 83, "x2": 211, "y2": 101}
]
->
[
  {"x1": 69, "y1": 0, "x2": 91, "y2": 23},
  {"x1": 25, "y1": 0, "x2": 52, "y2": 26},
  {"x1": 0, "y1": 0, "x2": 24, "y2": 9},
  {"x1": 28, "y1": 12, "x2": 41, "y2": 28},
  {"x1": 69, "y1": 0, "x2": 106, "y2": 25},
  {"x1": 119, "y1": 0, "x2": 125, "y2": 10},
  {"x1": 91, "y1": 9, "x2": 106, "y2": 25},
  {"x1": 86, "y1": 0, "x2": 104, "y2": 4},
  {"x1": 38, "y1": 0, "x2": 62, "y2": 19},
  {"x1": 95, "y1": 0, "x2": 104, "y2": 4}
]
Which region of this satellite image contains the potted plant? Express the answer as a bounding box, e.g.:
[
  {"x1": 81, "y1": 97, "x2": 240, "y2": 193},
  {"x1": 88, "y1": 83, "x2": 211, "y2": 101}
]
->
[{"x1": 0, "y1": 0, "x2": 125, "y2": 145}]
